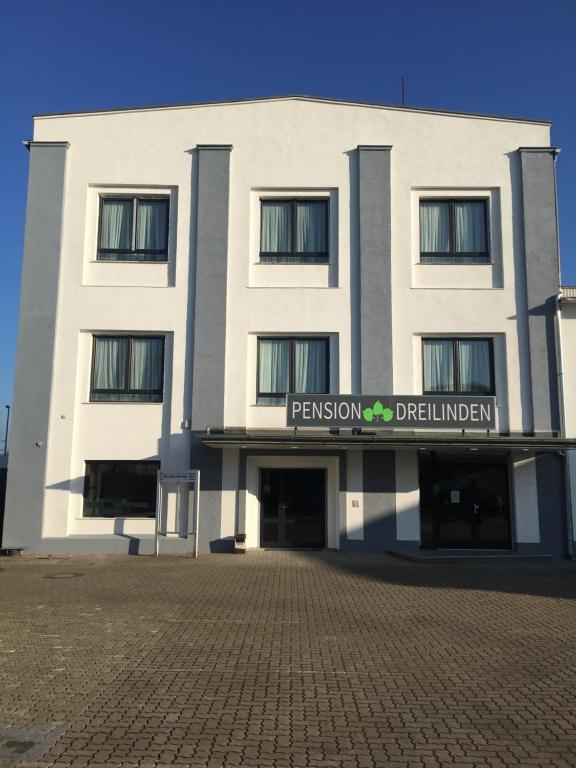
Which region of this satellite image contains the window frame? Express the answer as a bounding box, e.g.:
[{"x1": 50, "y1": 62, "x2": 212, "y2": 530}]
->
[
  {"x1": 421, "y1": 337, "x2": 495, "y2": 396},
  {"x1": 256, "y1": 336, "x2": 330, "y2": 404},
  {"x1": 89, "y1": 334, "x2": 165, "y2": 402},
  {"x1": 97, "y1": 195, "x2": 170, "y2": 262},
  {"x1": 259, "y1": 198, "x2": 330, "y2": 264},
  {"x1": 419, "y1": 198, "x2": 490, "y2": 264},
  {"x1": 82, "y1": 460, "x2": 160, "y2": 518}
]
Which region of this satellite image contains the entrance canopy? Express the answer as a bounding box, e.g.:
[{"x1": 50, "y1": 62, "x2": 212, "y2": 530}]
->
[{"x1": 200, "y1": 428, "x2": 576, "y2": 452}]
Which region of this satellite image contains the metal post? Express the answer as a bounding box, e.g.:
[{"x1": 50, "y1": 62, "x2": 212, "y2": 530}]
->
[
  {"x1": 155, "y1": 471, "x2": 161, "y2": 557},
  {"x1": 3, "y1": 405, "x2": 10, "y2": 456},
  {"x1": 187, "y1": 483, "x2": 193, "y2": 536},
  {"x1": 194, "y1": 471, "x2": 200, "y2": 558}
]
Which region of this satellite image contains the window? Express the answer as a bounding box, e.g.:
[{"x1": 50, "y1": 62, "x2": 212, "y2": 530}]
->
[
  {"x1": 257, "y1": 337, "x2": 329, "y2": 404},
  {"x1": 98, "y1": 196, "x2": 169, "y2": 261},
  {"x1": 420, "y1": 199, "x2": 489, "y2": 264},
  {"x1": 90, "y1": 336, "x2": 164, "y2": 402},
  {"x1": 260, "y1": 199, "x2": 328, "y2": 263},
  {"x1": 83, "y1": 461, "x2": 159, "y2": 518},
  {"x1": 423, "y1": 338, "x2": 494, "y2": 395}
]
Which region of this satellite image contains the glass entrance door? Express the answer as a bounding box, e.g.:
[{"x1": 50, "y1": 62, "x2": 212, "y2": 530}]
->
[
  {"x1": 260, "y1": 468, "x2": 326, "y2": 548},
  {"x1": 420, "y1": 457, "x2": 511, "y2": 549}
]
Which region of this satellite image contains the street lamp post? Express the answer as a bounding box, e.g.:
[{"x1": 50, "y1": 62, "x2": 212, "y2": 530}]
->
[{"x1": 4, "y1": 405, "x2": 10, "y2": 456}]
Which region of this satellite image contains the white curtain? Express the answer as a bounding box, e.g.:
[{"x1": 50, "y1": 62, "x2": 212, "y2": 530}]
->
[
  {"x1": 92, "y1": 338, "x2": 128, "y2": 397},
  {"x1": 296, "y1": 202, "x2": 326, "y2": 254},
  {"x1": 458, "y1": 340, "x2": 491, "y2": 393},
  {"x1": 136, "y1": 200, "x2": 168, "y2": 255},
  {"x1": 99, "y1": 200, "x2": 132, "y2": 254},
  {"x1": 294, "y1": 339, "x2": 327, "y2": 393},
  {"x1": 258, "y1": 339, "x2": 290, "y2": 403},
  {"x1": 261, "y1": 202, "x2": 291, "y2": 254},
  {"x1": 455, "y1": 202, "x2": 486, "y2": 256},
  {"x1": 130, "y1": 338, "x2": 163, "y2": 392},
  {"x1": 420, "y1": 202, "x2": 450, "y2": 253},
  {"x1": 423, "y1": 340, "x2": 454, "y2": 392}
]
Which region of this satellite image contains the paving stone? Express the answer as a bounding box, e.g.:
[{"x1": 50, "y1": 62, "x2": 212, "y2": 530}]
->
[{"x1": 1, "y1": 552, "x2": 576, "y2": 767}]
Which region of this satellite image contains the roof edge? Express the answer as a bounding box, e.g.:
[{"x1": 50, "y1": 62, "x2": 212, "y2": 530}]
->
[
  {"x1": 32, "y1": 94, "x2": 553, "y2": 126},
  {"x1": 22, "y1": 140, "x2": 70, "y2": 151}
]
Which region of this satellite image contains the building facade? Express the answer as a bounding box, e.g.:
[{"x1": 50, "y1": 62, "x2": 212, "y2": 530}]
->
[{"x1": 3, "y1": 95, "x2": 574, "y2": 556}]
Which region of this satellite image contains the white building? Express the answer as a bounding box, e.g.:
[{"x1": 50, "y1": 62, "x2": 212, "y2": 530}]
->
[{"x1": 3, "y1": 95, "x2": 574, "y2": 556}]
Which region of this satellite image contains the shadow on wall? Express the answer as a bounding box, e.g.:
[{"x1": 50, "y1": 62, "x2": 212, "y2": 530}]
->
[{"x1": 43, "y1": 431, "x2": 230, "y2": 553}]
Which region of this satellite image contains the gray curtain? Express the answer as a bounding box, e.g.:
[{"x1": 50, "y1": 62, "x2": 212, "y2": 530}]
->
[
  {"x1": 420, "y1": 202, "x2": 450, "y2": 253},
  {"x1": 294, "y1": 339, "x2": 327, "y2": 393},
  {"x1": 130, "y1": 338, "x2": 163, "y2": 391},
  {"x1": 99, "y1": 200, "x2": 132, "y2": 254},
  {"x1": 455, "y1": 201, "x2": 486, "y2": 259},
  {"x1": 261, "y1": 202, "x2": 291, "y2": 254},
  {"x1": 296, "y1": 202, "x2": 326, "y2": 253},
  {"x1": 92, "y1": 338, "x2": 128, "y2": 398},
  {"x1": 423, "y1": 340, "x2": 454, "y2": 392},
  {"x1": 258, "y1": 339, "x2": 290, "y2": 404},
  {"x1": 136, "y1": 200, "x2": 168, "y2": 256},
  {"x1": 458, "y1": 339, "x2": 491, "y2": 393}
]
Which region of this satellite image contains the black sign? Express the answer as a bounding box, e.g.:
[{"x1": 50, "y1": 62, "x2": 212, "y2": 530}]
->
[{"x1": 287, "y1": 394, "x2": 496, "y2": 429}]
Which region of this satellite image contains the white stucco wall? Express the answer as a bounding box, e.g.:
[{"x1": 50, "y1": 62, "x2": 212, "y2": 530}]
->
[{"x1": 32, "y1": 97, "x2": 550, "y2": 537}]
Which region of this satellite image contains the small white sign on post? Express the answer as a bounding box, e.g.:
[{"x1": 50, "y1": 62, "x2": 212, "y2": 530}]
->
[
  {"x1": 155, "y1": 470, "x2": 200, "y2": 558},
  {"x1": 161, "y1": 471, "x2": 199, "y2": 483}
]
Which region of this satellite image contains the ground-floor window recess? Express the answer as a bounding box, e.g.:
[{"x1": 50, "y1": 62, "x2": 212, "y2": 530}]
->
[
  {"x1": 259, "y1": 468, "x2": 326, "y2": 548},
  {"x1": 419, "y1": 454, "x2": 512, "y2": 549}
]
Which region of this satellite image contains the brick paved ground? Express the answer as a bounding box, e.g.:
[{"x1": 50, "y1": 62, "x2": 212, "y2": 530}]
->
[{"x1": 1, "y1": 552, "x2": 576, "y2": 768}]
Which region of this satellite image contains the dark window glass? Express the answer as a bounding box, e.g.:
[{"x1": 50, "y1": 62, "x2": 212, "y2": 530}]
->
[
  {"x1": 260, "y1": 199, "x2": 328, "y2": 263},
  {"x1": 98, "y1": 197, "x2": 169, "y2": 261},
  {"x1": 420, "y1": 199, "x2": 489, "y2": 264},
  {"x1": 423, "y1": 338, "x2": 494, "y2": 395},
  {"x1": 83, "y1": 461, "x2": 159, "y2": 518},
  {"x1": 90, "y1": 336, "x2": 164, "y2": 402},
  {"x1": 257, "y1": 337, "x2": 329, "y2": 405}
]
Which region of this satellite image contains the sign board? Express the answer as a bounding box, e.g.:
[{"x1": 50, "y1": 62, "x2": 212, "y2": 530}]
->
[
  {"x1": 160, "y1": 471, "x2": 198, "y2": 483},
  {"x1": 287, "y1": 394, "x2": 496, "y2": 430}
]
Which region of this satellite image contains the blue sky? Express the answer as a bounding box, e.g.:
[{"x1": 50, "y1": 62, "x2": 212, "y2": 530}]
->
[{"x1": 1, "y1": 0, "x2": 575, "y2": 442}]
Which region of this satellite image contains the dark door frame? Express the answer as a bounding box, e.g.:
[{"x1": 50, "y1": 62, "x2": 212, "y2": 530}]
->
[
  {"x1": 421, "y1": 452, "x2": 513, "y2": 550},
  {"x1": 259, "y1": 467, "x2": 327, "y2": 549}
]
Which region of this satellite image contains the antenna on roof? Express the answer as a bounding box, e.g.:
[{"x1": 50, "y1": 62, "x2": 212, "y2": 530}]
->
[{"x1": 401, "y1": 76, "x2": 406, "y2": 106}]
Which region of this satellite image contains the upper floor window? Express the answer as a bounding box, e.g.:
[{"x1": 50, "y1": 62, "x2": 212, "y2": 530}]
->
[
  {"x1": 423, "y1": 338, "x2": 494, "y2": 395},
  {"x1": 90, "y1": 335, "x2": 164, "y2": 402},
  {"x1": 420, "y1": 199, "x2": 489, "y2": 264},
  {"x1": 97, "y1": 197, "x2": 169, "y2": 261},
  {"x1": 257, "y1": 337, "x2": 329, "y2": 404},
  {"x1": 260, "y1": 199, "x2": 328, "y2": 264}
]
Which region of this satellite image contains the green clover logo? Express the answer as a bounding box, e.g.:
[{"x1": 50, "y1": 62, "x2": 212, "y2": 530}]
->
[{"x1": 362, "y1": 401, "x2": 394, "y2": 423}]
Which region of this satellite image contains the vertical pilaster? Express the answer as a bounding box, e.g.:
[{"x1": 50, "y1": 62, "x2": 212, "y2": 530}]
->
[
  {"x1": 190, "y1": 145, "x2": 232, "y2": 552},
  {"x1": 357, "y1": 145, "x2": 393, "y2": 394},
  {"x1": 3, "y1": 142, "x2": 68, "y2": 549},
  {"x1": 361, "y1": 450, "x2": 396, "y2": 550},
  {"x1": 519, "y1": 147, "x2": 561, "y2": 433}
]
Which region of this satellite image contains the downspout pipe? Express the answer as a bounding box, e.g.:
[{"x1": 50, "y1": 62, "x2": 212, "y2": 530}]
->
[{"x1": 556, "y1": 291, "x2": 574, "y2": 558}]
